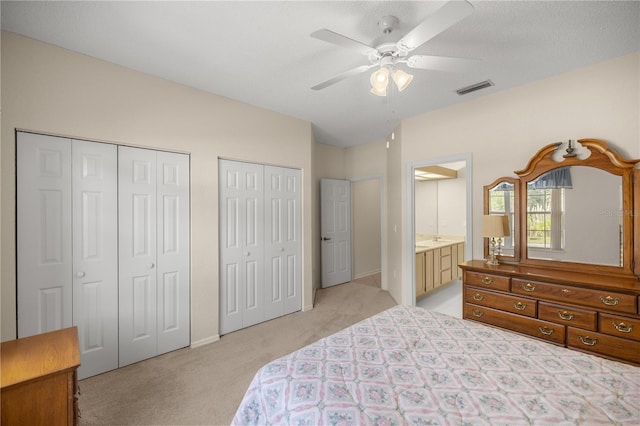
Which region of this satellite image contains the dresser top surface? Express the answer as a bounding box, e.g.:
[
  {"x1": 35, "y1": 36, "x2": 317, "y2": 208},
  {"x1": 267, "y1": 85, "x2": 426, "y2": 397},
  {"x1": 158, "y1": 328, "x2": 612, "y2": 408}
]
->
[
  {"x1": 460, "y1": 260, "x2": 640, "y2": 294},
  {"x1": 1, "y1": 327, "x2": 80, "y2": 388}
]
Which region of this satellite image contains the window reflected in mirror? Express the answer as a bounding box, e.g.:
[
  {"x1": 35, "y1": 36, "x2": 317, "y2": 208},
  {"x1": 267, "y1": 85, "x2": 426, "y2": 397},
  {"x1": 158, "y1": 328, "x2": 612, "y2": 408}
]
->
[
  {"x1": 484, "y1": 177, "x2": 519, "y2": 261},
  {"x1": 488, "y1": 182, "x2": 515, "y2": 255},
  {"x1": 526, "y1": 166, "x2": 622, "y2": 267}
]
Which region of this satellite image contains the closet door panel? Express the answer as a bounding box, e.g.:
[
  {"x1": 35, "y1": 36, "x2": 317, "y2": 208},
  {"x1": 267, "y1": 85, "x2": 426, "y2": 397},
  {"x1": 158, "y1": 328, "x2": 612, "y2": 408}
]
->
[
  {"x1": 219, "y1": 161, "x2": 244, "y2": 334},
  {"x1": 119, "y1": 146, "x2": 158, "y2": 366},
  {"x1": 265, "y1": 166, "x2": 301, "y2": 319},
  {"x1": 219, "y1": 160, "x2": 264, "y2": 334},
  {"x1": 72, "y1": 140, "x2": 118, "y2": 379},
  {"x1": 17, "y1": 133, "x2": 73, "y2": 338},
  {"x1": 156, "y1": 151, "x2": 190, "y2": 354},
  {"x1": 242, "y1": 174, "x2": 265, "y2": 328}
]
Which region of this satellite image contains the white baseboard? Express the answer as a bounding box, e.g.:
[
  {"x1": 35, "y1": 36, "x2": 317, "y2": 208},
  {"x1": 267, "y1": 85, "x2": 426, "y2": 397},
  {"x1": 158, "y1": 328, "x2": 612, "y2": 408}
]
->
[
  {"x1": 190, "y1": 334, "x2": 220, "y2": 348},
  {"x1": 353, "y1": 269, "x2": 381, "y2": 280}
]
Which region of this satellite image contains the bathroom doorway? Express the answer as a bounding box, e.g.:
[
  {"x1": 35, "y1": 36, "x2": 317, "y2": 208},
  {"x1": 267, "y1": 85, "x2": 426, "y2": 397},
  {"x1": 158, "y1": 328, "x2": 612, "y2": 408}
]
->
[{"x1": 408, "y1": 153, "x2": 472, "y2": 318}]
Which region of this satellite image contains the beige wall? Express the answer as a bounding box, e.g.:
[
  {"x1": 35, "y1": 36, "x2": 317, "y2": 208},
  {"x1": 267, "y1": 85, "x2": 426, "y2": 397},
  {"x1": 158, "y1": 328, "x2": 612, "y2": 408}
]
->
[
  {"x1": 1, "y1": 32, "x2": 314, "y2": 344},
  {"x1": 345, "y1": 139, "x2": 387, "y2": 285},
  {"x1": 352, "y1": 179, "x2": 381, "y2": 278},
  {"x1": 387, "y1": 52, "x2": 640, "y2": 305}
]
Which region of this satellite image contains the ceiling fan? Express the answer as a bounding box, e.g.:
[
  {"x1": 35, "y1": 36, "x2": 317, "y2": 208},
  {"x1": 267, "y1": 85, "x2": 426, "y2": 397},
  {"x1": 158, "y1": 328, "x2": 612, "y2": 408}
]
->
[{"x1": 311, "y1": 0, "x2": 477, "y2": 95}]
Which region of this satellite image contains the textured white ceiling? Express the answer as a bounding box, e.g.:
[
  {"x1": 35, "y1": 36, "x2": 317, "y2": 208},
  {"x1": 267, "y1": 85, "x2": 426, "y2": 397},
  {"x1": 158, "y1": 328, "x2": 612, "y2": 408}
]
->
[{"x1": 2, "y1": 1, "x2": 639, "y2": 148}]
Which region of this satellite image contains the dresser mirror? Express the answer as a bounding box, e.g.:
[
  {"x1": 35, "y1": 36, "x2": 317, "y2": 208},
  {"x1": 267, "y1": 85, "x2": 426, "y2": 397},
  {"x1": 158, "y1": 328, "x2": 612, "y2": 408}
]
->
[
  {"x1": 525, "y1": 166, "x2": 622, "y2": 266},
  {"x1": 483, "y1": 177, "x2": 519, "y2": 262},
  {"x1": 484, "y1": 139, "x2": 639, "y2": 277}
]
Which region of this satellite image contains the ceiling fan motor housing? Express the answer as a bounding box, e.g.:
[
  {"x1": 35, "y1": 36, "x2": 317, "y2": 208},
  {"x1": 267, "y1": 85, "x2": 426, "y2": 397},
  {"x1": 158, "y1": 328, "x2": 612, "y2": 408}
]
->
[{"x1": 378, "y1": 15, "x2": 399, "y2": 34}]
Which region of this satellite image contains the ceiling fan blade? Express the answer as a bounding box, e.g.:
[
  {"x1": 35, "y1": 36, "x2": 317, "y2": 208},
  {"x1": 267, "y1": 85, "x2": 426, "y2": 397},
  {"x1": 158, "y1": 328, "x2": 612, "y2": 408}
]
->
[
  {"x1": 311, "y1": 64, "x2": 375, "y2": 90},
  {"x1": 397, "y1": 0, "x2": 474, "y2": 52},
  {"x1": 311, "y1": 29, "x2": 378, "y2": 56},
  {"x1": 406, "y1": 55, "x2": 479, "y2": 72}
]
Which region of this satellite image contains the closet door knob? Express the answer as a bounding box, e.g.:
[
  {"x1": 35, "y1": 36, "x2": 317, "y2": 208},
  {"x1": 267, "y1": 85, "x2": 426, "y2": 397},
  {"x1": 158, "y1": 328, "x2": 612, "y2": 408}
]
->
[
  {"x1": 148, "y1": 263, "x2": 155, "y2": 269},
  {"x1": 75, "y1": 271, "x2": 86, "y2": 278},
  {"x1": 281, "y1": 248, "x2": 285, "y2": 252}
]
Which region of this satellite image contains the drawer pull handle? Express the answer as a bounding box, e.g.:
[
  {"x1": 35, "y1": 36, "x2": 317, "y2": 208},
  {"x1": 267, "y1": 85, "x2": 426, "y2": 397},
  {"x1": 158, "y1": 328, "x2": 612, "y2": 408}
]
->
[
  {"x1": 561, "y1": 288, "x2": 572, "y2": 294},
  {"x1": 612, "y1": 321, "x2": 634, "y2": 333},
  {"x1": 557, "y1": 311, "x2": 574, "y2": 321},
  {"x1": 522, "y1": 282, "x2": 536, "y2": 292},
  {"x1": 600, "y1": 296, "x2": 619, "y2": 306},
  {"x1": 578, "y1": 335, "x2": 598, "y2": 346},
  {"x1": 472, "y1": 309, "x2": 484, "y2": 318},
  {"x1": 513, "y1": 302, "x2": 527, "y2": 311},
  {"x1": 538, "y1": 326, "x2": 554, "y2": 336},
  {"x1": 481, "y1": 276, "x2": 493, "y2": 285},
  {"x1": 473, "y1": 293, "x2": 485, "y2": 302}
]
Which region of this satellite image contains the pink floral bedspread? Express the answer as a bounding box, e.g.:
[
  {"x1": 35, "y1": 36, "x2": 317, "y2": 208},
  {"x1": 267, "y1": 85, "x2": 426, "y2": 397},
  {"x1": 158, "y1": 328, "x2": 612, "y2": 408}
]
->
[{"x1": 232, "y1": 305, "x2": 640, "y2": 425}]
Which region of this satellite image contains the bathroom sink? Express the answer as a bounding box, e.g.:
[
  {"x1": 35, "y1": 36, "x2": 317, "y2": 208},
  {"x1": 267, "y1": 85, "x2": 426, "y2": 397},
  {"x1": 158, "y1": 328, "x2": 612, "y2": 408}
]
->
[{"x1": 415, "y1": 241, "x2": 436, "y2": 248}]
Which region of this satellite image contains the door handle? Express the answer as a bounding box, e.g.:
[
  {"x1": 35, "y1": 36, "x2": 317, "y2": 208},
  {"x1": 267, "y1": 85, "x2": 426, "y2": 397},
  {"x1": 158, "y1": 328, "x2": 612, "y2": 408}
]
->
[
  {"x1": 75, "y1": 271, "x2": 86, "y2": 278},
  {"x1": 148, "y1": 263, "x2": 155, "y2": 269},
  {"x1": 322, "y1": 237, "x2": 331, "y2": 241}
]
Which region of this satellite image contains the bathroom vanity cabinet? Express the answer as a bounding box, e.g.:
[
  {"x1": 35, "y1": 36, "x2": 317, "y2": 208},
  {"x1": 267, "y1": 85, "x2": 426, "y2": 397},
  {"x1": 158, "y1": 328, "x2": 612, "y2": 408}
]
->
[{"x1": 416, "y1": 241, "x2": 464, "y2": 299}]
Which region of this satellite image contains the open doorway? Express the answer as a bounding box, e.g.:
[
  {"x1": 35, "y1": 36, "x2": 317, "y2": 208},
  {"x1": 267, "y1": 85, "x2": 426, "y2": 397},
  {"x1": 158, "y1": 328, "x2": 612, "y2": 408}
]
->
[
  {"x1": 351, "y1": 177, "x2": 383, "y2": 288},
  {"x1": 407, "y1": 154, "x2": 472, "y2": 317}
]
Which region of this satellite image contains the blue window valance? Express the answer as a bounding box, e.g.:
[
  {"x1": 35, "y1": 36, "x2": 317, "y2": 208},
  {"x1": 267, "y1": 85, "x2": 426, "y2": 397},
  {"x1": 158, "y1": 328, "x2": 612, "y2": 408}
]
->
[{"x1": 528, "y1": 167, "x2": 573, "y2": 189}]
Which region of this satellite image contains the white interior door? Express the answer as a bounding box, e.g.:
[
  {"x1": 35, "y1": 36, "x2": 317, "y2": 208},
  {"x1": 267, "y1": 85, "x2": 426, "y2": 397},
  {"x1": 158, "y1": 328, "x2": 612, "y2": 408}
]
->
[
  {"x1": 118, "y1": 146, "x2": 158, "y2": 367},
  {"x1": 264, "y1": 166, "x2": 301, "y2": 320},
  {"x1": 320, "y1": 178, "x2": 352, "y2": 287},
  {"x1": 219, "y1": 159, "x2": 265, "y2": 334},
  {"x1": 72, "y1": 139, "x2": 118, "y2": 379},
  {"x1": 17, "y1": 132, "x2": 73, "y2": 337},
  {"x1": 156, "y1": 151, "x2": 190, "y2": 355}
]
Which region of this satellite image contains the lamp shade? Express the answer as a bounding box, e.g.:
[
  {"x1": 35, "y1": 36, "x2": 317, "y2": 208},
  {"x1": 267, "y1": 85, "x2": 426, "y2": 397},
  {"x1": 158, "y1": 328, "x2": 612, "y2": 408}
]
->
[
  {"x1": 392, "y1": 69, "x2": 413, "y2": 91},
  {"x1": 481, "y1": 215, "x2": 509, "y2": 238},
  {"x1": 370, "y1": 86, "x2": 387, "y2": 96},
  {"x1": 370, "y1": 67, "x2": 390, "y2": 90}
]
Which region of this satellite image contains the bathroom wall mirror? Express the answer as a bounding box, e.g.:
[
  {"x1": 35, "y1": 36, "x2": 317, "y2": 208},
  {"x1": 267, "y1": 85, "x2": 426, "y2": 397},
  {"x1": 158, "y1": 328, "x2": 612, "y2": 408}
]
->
[
  {"x1": 514, "y1": 139, "x2": 639, "y2": 277},
  {"x1": 483, "y1": 177, "x2": 520, "y2": 262}
]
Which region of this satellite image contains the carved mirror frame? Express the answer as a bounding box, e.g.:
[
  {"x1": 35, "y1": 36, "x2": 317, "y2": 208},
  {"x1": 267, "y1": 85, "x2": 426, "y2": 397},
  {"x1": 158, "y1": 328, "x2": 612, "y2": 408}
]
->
[
  {"x1": 483, "y1": 177, "x2": 520, "y2": 263},
  {"x1": 513, "y1": 139, "x2": 639, "y2": 277}
]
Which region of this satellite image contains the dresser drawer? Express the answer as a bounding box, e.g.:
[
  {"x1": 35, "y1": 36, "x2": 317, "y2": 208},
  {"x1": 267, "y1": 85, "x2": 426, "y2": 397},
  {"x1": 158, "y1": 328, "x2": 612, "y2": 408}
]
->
[
  {"x1": 464, "y1": 271, "x2": 510, "y2": 291},
  {"x1": 464, "y1": 303, "x2": 565, "y2": 345},
  {"x1": 538, "y1": 302, "x2": 597, "y2": 331},
  {"x1": 567, "y1": 327, "x2": 640, "y2": 365},
  {"x1": 511, "y1": 278, "x2": 636, "y2": 314},
  {"x1": 598, "y1": 313, "x2": 640, "y2": 342},
  {"x1": 465, "y1": 287, "x2": 536, "y2": 317}
]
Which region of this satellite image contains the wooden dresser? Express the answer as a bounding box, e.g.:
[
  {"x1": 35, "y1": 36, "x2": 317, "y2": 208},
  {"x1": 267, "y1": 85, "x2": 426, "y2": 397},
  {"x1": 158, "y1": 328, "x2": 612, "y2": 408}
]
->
[
  {"x1": 1, "y1": 327, "x2": 80, "y2": 425},
  {"x1": 460, "y1": 260, "x2": 640, "y2": 365}
]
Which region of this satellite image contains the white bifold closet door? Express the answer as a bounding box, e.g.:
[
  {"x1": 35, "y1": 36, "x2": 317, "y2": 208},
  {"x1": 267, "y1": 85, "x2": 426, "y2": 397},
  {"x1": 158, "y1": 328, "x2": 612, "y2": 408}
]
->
[
  {"x1": 17, "y1": 133, "x2": 119, "y2": 379},
  {"x1": 118, "y1": 146, "x2": 190, "y2": 367},
  {"x1": 17, "y1": 133, "x2": 190, "y2": 378},
  {"x1": 264, "y1": 165, "x2": 302, "y2": 320},
  {"x1": 219, "y1": 160, "x2": 301, "y2": 335}
]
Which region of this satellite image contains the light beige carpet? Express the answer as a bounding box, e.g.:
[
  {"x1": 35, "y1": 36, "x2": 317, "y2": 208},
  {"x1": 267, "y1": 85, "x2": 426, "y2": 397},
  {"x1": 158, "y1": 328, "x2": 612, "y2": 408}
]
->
[{"x1": 78, "y1": 279, "x2": 395, "y2": 425}]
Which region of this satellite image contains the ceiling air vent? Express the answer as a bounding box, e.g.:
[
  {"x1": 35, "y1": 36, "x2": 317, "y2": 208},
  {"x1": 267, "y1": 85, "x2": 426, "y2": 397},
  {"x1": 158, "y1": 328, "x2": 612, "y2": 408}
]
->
[{"x1": 456, "y1": 79, "x2": 494, "y2": 96}]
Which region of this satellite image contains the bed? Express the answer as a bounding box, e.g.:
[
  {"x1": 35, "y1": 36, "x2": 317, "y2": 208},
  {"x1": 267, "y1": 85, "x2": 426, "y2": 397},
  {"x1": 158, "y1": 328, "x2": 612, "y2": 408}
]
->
[{"x1": 232, "y1": 305, "x2": 640, "y2": 425}]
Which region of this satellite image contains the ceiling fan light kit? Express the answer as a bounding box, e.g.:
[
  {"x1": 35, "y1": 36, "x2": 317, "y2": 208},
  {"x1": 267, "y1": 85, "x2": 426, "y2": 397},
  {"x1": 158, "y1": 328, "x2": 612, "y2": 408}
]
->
[
  {"x1": 369, "y1": 66, "x2": 414, "y2": 97},
  {"x1": 310, "y1": 0, "x2": 476, "y2": 97}
]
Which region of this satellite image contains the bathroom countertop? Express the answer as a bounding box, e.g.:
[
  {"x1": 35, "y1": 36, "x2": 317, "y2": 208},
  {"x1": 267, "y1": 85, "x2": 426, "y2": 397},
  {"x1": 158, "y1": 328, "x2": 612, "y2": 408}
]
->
[{"x1": 415, "y1": 238, "x2": 464, "y2": 253}]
